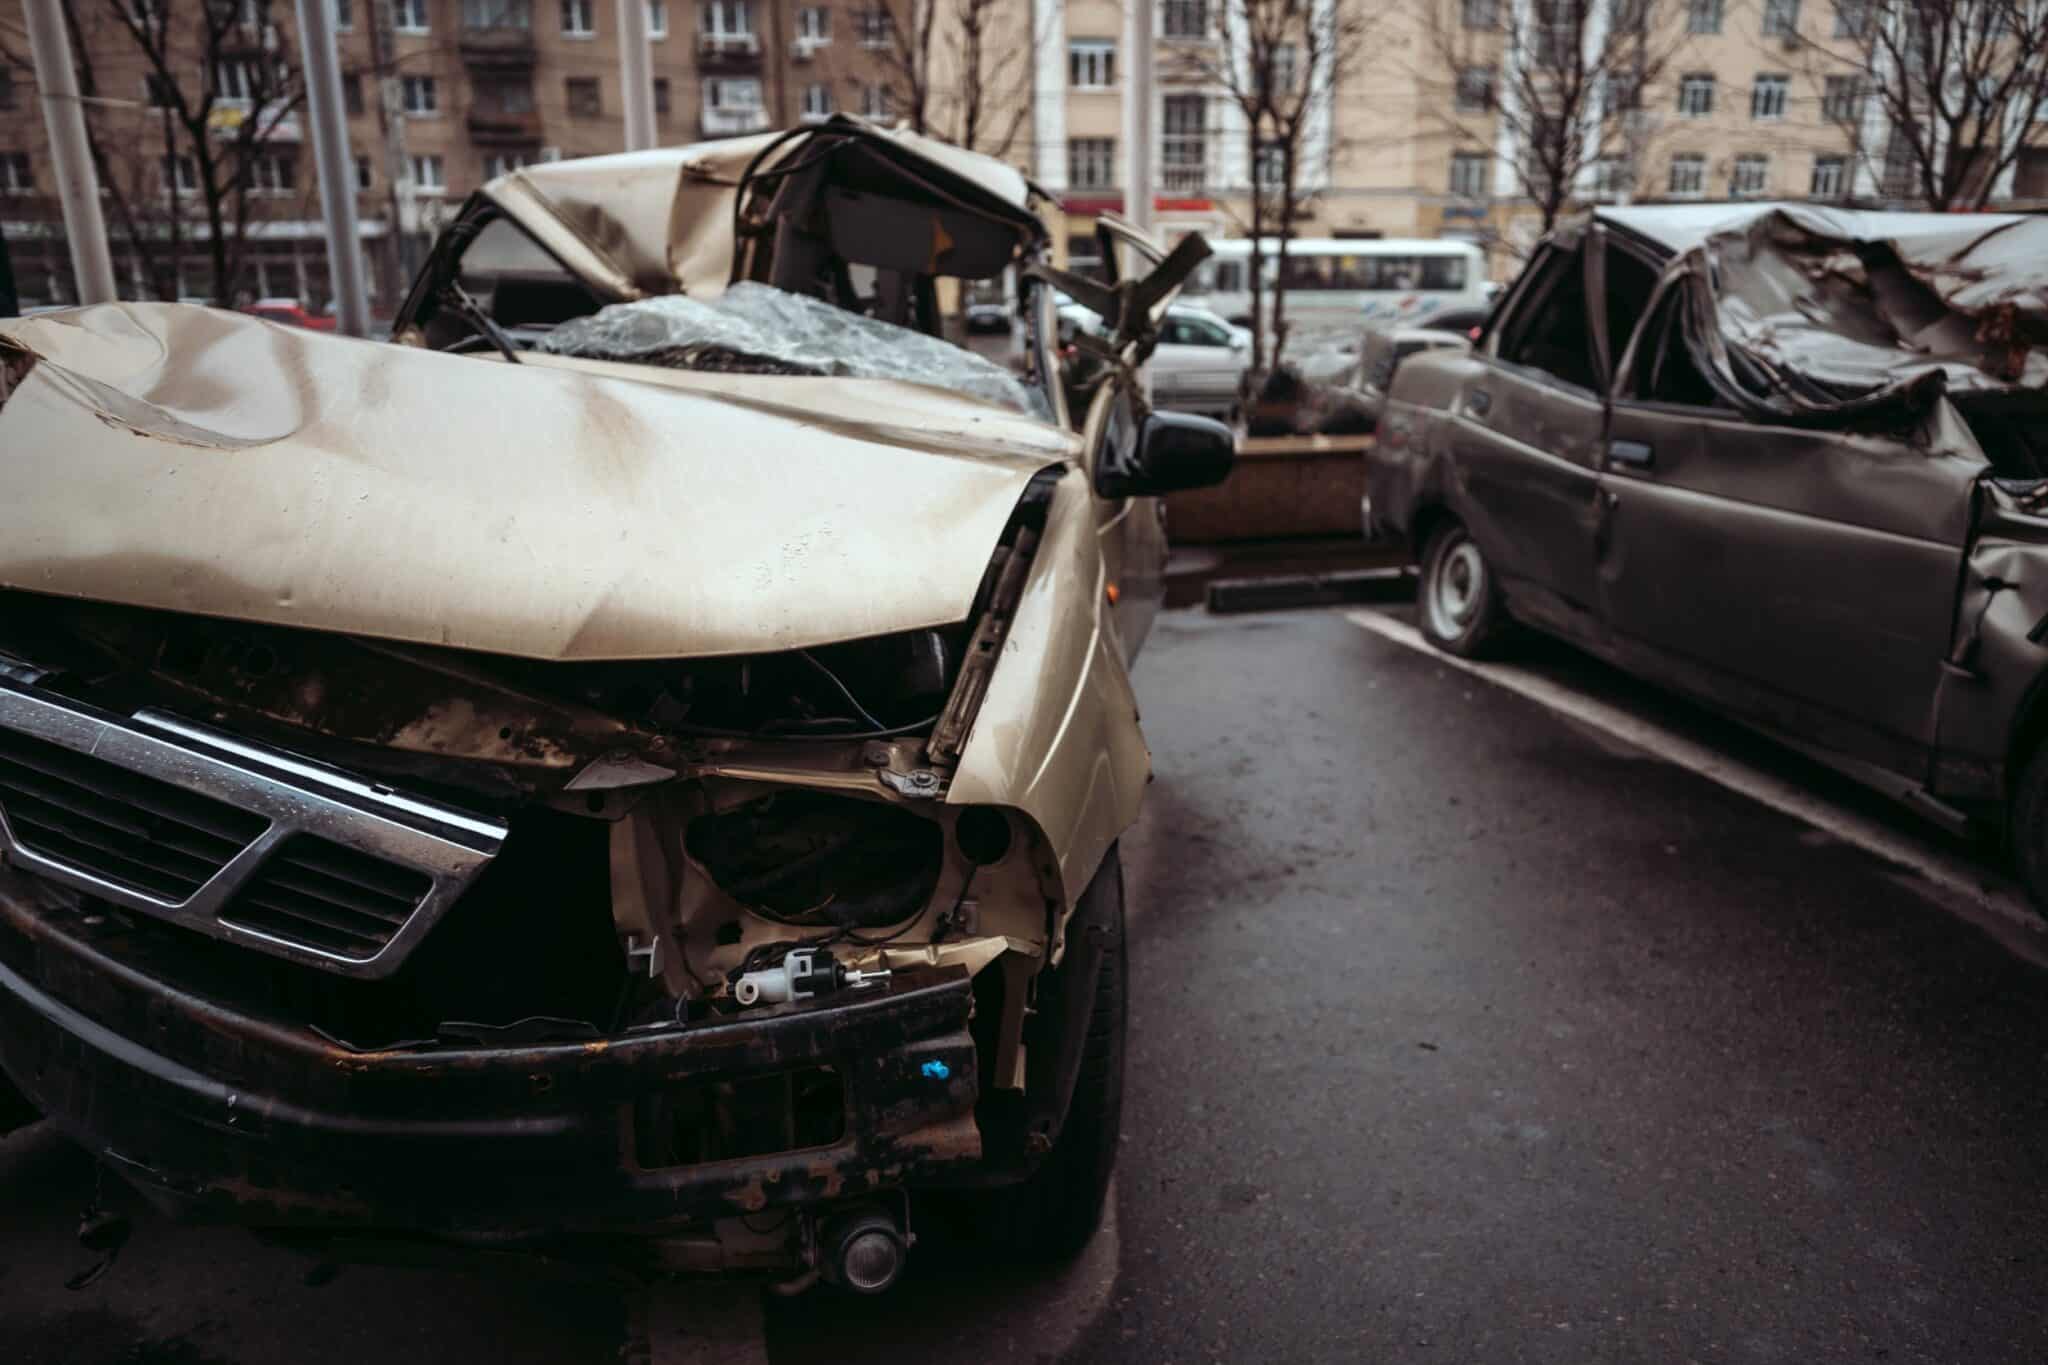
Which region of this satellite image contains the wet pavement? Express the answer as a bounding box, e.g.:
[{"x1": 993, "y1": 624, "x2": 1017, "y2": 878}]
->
[{"x1": 6, "y1": 604, "x2": 2048, "y2": 1362}]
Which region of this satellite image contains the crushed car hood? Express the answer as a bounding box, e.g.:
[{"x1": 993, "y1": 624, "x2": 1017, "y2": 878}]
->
[
  {"x1": 0, "y1": 302, "x2": 1077, "y2": 660},
  {"x1": 1594, "y1": 203, "x2": 2048, "y2": 427}
]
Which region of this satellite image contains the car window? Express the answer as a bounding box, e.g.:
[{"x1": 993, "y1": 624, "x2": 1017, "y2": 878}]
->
[
  {"x1": 1622, "y1": 285, "x2": 1729, "y2": 410},
  {"x1": 1494, "y1": 245, "x2": 1599, "y2": 391},
  {"x1": 1603, "y1": 243, "x2": 1660, "y2": 386},
  {"x1": 1166, "y1": 315, "x2": 1228, "y2": 347}
]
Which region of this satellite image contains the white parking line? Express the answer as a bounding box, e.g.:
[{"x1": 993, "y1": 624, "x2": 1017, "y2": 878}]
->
[{"x1": 1346, "y1": 608, "x2": 2048, "y2": 964}]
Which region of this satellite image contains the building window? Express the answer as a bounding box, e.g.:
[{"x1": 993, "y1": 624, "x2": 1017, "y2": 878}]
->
[
  {"x1": 855, "y1": 6, "x2": 890, "y2": 46},
  {"x1": 465, "y1": 0, "x2": 533, "y2": 26},
  {"x1": 484, "y1": 151, "x2": 531, "y2": 178},
  {"x1": 162, "y1": 154, "x2": 199, "y2": 194},
  {"x1": 565, "y1": 76, "x2": 601, "y2": 115},
  {"x1": 1454, "y1": 65, "x2": 1493, "y2": 113},
  {"x1": 0, "y1": 152, "x2": 32, "y2": 195},
  {"x1": 0, "y1": 72, "x2": 12, "y2": 115},
  {"x1": 1880, "y1": 132, "x2": 1914, "y2": 197},
  {"x1": 702, "y1": 0, "x2": 753, "y2": 39},
  {"x1": 211, "y1": 56, "x2": 281, "y2": 104},
  {"x1": 354, "y1": 155, "x2": 373, "y2": 190},
  {"x1": 1676, "y1": 72, "x2": 1714, "y2": 116},
  {"x1": 1810, "y1": 154, "x2": 1846, "y2": 198},
  {"x1": 1667, "y1": 153, "x2": 1705, "y2": 196},
  {"x1": 401, "y1": 74, "x2": 438, "y2": 114},
  {"x1": 1070, "y1": 40, "x2": 1115, "y2": 89},
  {"x1": 1750, "y1": 73, "x2": 1788, "y2": 120},
  {"x1": 1162, "y1": 0, "x2": 1209, "y2": 39},
  {"x1": 705, "y1": 75, "x2": 762, "y2": 108},
  {"x1": 1461, "y1": 0, "x2": 1497, "y2": 29},
  {"x1": 1731, "y1": 153, "x2": 1769, "y2": 197},
  {"x1": 1069, "y1": 136, "x2": 1115, "y2": 189},
  {"x1": 797, "y1": 5, "x2": 829, "y2": 40},
  {"x1": 245, "y1": 151, "x2": 295, "y2": 194},
  {"x1": 1821, "y1": 74, "x2": 1861, "y2": 122},
  {"x1": 1532, "y1": 0, "x2": 1574, "y2": 66},
  {"x1": 410, "y1": 153, "x2": 445, "y2": 192},
  {"x1": 649, "y1": 0, "x2": 666, "y2": 37},
  {"x1": 394, "y1": 0, "x2": 427, "y2": 31},
  {"x1": 859, "y1": 82, "x2": 892, "y2": 118},
  {"x1": 1270, "y1": 42, "x2": 1299, "y2": 95},
  {"x1": 1685, "y1": 0, "x2": 1721, "y2": 33},
  {"x1": 476, "y1": 76, "x2": 535, "y2": 112},
  {"x1": 1448, "y1": 150, "x2": 1488, "y2": 198},
  {"x1": 1833, "y1": 0, "x2": 1867, "y2": 38},
  {"x1": 561, "y1": 0, "x2": 595, "y2": 36},
  {"x1": 801, "y1": 81, "x2": 832, "y2": 120},
  {"x1": 1254, "y1": 140, "x2": 1285, "y2": 191},
  {"x1": 1602, "y1": 72, "x2": 1641, "y2": 117},
  {"x1": 1587, "y1": 157, "x2": 1632, "y2": 200},
  {"x1": 341, "y1": 71, "x2": 364, "y2": 115},
  {"x1": 1761, "y1": 0, "x2": 1798, "y2": 36},
  {"x1": 653, "y1": 76, "x2": 670, "y2": 113},
  {"x1": 1162, "y1": 92, "x2": 1206, "y2": 190},
  {"x1": 144, "y1": 73, "x2": 177, "y2": 108},
  {"x1": 332, "y1": 0, "x2": 352, "y2": 28}
]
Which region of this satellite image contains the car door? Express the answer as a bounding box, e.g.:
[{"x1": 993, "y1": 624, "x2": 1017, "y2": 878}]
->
[
  {"x1": 1079, "y1": 376, "x2": 1169, "y2": 659},
  {"x1": 1597, "y1": 264, "x2": 1979, "y2": 776},
  {"x1": 1436, "y1": 238, "x2": 1610, "y2": 642}
]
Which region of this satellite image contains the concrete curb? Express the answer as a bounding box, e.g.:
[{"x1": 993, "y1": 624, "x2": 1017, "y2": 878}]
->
[{"x1": 1205, "y1": 567, "x2": 1413, "y2": 615}]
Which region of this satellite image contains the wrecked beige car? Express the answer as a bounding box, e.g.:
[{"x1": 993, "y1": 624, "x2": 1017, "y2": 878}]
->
[
  {"x1": 1365, "y1": 205, "x2": 2048, "y2": 908},
  {"x1": 0, "y1": 118, "x2": 1231, "y2": 1288}
]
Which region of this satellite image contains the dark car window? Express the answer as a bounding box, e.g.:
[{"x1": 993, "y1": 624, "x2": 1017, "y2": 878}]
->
[
  {"x1": 1623, "y1": 284, "x2": 1728, "y2": 410},
  {"x1": 1495, "y1": 245, "x2": 1599, "y2": 391}
]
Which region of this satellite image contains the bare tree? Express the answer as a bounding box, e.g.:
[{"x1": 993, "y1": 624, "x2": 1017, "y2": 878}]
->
[
  {"x1": 1166, "y1": 0, "x2": 1378, "y2": 370},
  {"x1": 845, "y1": 0, "x2": 1032, "y2": 157},
  {"x1": 1423, "y1": 0, "x2": 1683, "y2": 238},
  {"x1": 1790, "y1": 0, "x2": 2048, "y2": 208}
]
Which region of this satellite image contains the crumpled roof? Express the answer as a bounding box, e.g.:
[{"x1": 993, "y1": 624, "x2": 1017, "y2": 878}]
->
[
  {"x1": 537, "y1": 281, "x2": 1045, "y2": 417},
  {"x1": 1598, "y1": 203, "x2": 2048, "y2": 427}
]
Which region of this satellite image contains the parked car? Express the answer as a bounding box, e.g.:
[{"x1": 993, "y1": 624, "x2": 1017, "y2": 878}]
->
[
  {"x1": 1060, "y1": 299, "x2": 1250, "y2": 420},
  {"x1": 0, "y1": 117, "x2": 1232, "y2": 1286},
  {"x1": 964, "y1": 298, "x2": 1013, "y2": 334},
  {"x1": 240, "y1": 297, "x2": 338, "y2": 330},
  {"x1": 1364, "y1": 203, "x2": 2048, "y2": 907},
  {"x1": 1349, "y1": 323, "x2": 1472, "y2": 430}
]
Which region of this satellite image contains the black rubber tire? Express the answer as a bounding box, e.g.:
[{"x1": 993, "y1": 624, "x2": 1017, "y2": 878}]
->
[
  {"x1": 977, "y1": 846, "x2": 1128, "y2": 1262},
  {"x1": 1417, "y1": 519, "x2": 1508, "y2": 658},
  {"x1": 2008, "y1": 746, "x2": 2048, "y2": 919}
]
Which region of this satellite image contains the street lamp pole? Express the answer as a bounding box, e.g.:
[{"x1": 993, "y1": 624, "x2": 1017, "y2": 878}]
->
[
  {"x1": 620, "y1": 0, "x2": 658, "y2": 152},
  {"x1": 294, "y1": 0, "x2": 372, "y2": 335},
  {"x1": 23, "y1": 0, "x2": 117, "y2": 304}
]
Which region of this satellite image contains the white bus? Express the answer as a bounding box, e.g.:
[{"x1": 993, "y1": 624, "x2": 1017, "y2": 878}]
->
[{"x1": 1180, "y1": 238, "x2": 1491, "y2": 340}]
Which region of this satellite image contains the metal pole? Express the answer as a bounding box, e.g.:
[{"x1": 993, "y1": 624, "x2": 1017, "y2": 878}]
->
[
  {"x1": 1122, "y1": 0, "x2": 1156, "y2": 237},
  {"x1": 294, "y1": 0, "x2": 370, "y2": 335},
  {"x1": 619, "y1": 0, "x2": 657, "y2": 152},
  {"x1": 23, "y1": 0, "x2": 116, "y2": 304}
]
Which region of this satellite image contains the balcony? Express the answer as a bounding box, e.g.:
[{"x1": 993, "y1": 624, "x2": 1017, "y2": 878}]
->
[
  {"x1": 468, "y1": 108, "x2": 543, "y2": 142},
  {"x1": 697, "y1": 30, "x2": 763, "y2": 69},
  {"x1": 459, "y1": 25, "x2": 537, "y2": 70}
]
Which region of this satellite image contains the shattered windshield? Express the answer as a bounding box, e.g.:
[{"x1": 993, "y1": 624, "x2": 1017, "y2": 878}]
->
[{"x1": 536, "y1": 282, "x2": 1047, "y2": 419}]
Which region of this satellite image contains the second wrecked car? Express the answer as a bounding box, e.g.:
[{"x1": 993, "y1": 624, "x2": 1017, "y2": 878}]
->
[
  {"x1": 0, "y1": 117, "x2": 1232, "y2": 1287},
  {"x1": 1365, "y1": 204, "x2": 2048, "y2": 909}
]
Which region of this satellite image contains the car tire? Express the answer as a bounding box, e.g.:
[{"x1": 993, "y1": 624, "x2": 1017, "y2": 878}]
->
[
  {"x1": 2008, "y1": 747, "x2": 2048, "y2": 917},
  {"x1": 975, "y1": 845, "x2": 1127, "y2": 1262},
  {"x1": 1418, "y1": 519, "x2": 1507, "y2": 658}
]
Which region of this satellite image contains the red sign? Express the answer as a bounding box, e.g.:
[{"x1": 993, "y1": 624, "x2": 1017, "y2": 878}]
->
[{"x1": 1059, "y1": 196, "x2": 1217, "y2": 214}]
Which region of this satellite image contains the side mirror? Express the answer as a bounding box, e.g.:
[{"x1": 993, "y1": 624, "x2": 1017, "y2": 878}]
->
[{"x1": 1098, "y1": 410, "x2": 1235, "y2": 499}]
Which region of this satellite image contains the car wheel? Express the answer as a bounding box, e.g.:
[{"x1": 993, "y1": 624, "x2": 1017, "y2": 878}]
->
[
  {"x1": 2009, "y1": 747, "x2": 2048, "y2": 918},
  {"x1": 1418, "y1": 519, "x2": 1506, "y2": 658},
  {"x1": 974, "y1": 845, "x2": 1127, "y2": 1261}
]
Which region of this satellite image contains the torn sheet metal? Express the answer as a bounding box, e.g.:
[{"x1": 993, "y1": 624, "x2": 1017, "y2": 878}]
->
[
  {"x1": 0, "y1": 301, "x2": 1070, "y2": 662},
  {"x1": 540, "y1": 282, "x2": 1045, "y2": 417},
  {"x1": 1601, "y1": 204, "x2": 2048, "y2": 428}
]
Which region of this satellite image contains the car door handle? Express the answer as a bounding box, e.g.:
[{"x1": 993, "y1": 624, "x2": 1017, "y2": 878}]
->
[
  {"x1": 1465, "y1": 388, "x2": 1492, "y2": 418},
  {"x1": 1607, "y1": 439, "x2": 1654, "y2": 468}
]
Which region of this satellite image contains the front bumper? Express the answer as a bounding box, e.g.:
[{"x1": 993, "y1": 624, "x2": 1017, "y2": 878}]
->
[{"x1": 0, "y1": 869, "x2": 981, "y2": 1244}]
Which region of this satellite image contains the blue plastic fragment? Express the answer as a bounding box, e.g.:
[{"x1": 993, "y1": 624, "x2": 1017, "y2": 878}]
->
[{"x1": 920, "y1": 1060, "x2": 951, "y2": 1081}]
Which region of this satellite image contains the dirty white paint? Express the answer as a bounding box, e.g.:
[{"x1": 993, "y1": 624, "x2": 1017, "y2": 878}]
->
[{"x1": 1346, "y1": 608, "x2": 2048, "y2": 967}]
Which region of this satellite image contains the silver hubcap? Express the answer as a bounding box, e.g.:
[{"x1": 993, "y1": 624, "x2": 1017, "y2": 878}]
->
[{"x1": 1427, "y1": 537, "x2": 1486, "y2": 639}]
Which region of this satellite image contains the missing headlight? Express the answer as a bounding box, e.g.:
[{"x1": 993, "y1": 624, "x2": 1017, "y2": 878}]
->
[{"x1": 685, "y1": 791, "x2": 943, "y2": 930}]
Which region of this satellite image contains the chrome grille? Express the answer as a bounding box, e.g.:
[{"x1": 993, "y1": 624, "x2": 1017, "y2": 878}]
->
[
  {"x1": 0, "y1": 684, "x2": 505, "y2": 978},
  {"x1": 222, "y1": 834, "x2": 433, "y2": 960},
  {"x1": 0, "y1": 728, "x2": 269, "y2": 901}
]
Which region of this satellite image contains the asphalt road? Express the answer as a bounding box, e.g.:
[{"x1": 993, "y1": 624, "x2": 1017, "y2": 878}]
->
[{"x1": 7, "y1": 604, "x2": 2048, "y2": 1363}]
